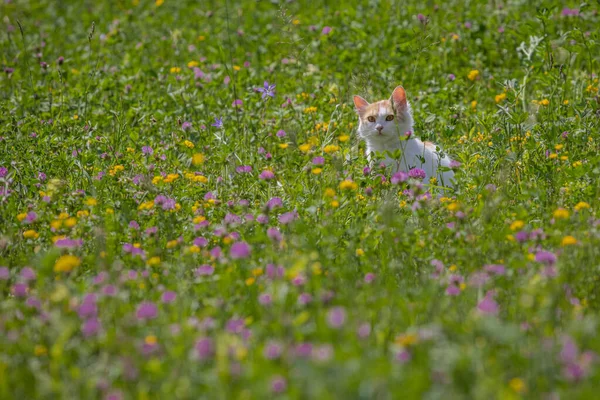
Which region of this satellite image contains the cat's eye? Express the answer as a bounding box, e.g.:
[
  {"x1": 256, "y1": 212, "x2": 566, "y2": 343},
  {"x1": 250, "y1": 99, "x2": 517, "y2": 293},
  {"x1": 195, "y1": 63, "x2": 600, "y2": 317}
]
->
[
  {"x1": 386, "y1": 115, "x2": 394, "y2": 121},
  {"x1": 367, "y1": 116, "x2": 376, "y2": 122}
]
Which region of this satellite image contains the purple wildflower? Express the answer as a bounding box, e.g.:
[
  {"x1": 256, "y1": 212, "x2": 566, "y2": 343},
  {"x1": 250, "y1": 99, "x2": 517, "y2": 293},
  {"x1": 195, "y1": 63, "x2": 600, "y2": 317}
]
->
[
  {"x1": 230, "y1": 241, "x2": 251, "y2": 259},
  {"x1": 391, "y1": 171, "x2": 409, "y2": 184},
  {"x1": 195, "y1": 337, "x2": 215, "y2": 360},
  {"x1": 257, "y1": 81, "x2": 276, "y2": 99},
  {"x1": 136, "y1": 301, "x2": 158, "y2": 320},
  {"x1": 211, "y1": 117, "x2": 224, "y2": 129},
  {"x1": 477, "y1": 292, "x2": 499, "y2": 315},
  {"x1": 142, "y1": 146, "x2": 153, "y2": 155},
  {"x1": 259, "y1": 170, "x2": 275, "y2": 180},
  {"x1": 327, "y1": 307, "x2": 346, "y2": 328},
  {"x1": 408, "y1": 168, "x2": 426, "y2": 180}
]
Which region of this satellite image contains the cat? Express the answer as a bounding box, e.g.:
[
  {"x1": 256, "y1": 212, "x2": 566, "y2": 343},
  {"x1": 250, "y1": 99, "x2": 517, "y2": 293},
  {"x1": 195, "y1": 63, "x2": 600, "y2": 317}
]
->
[{"x1": 353, "y1": 86, "x2": 455, "y2": 189}]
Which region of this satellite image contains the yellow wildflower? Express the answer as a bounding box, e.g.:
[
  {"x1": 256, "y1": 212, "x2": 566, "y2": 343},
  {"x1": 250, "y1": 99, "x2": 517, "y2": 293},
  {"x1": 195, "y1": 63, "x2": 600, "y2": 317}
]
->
[
  {"x1": 183, "y1": 140, "x2": 194, "y2": 148},
  {"x1": 34, "y1": 345, "x2": 47, "y2": 356},
  {"x1": 338, "y1": 135, "x2": 350, "y2": 142},
  {"x1": 467, "y1": 70, "x2": 480, "y2": 81},
  {"x1": 339, "y1": 180, "x2": 358, "y2": 190},
  {"x1": 187, "y1": 61, "x2": 199, "y2": 68},
  {"x1": 312, "y1": 168, "x2": 322, "y2": 175},
  {"x1": 495, "y1": 93, "x2": 507, "y2": 103},
  {"x1": 169, "y1": 67, "x2": 181, "y2": 74},
  {"x1": 278, "y1": 143, "x2": 289, "y2": 149},
  {"x1": 395, "y1": 333, "x2": 419, "y2": 347},
  {"x1": 147, "y1": 257, "x2": 161, "y2": 266},
  {"x1": 510, "y1": 220, "x2": 524, "y2": 231},
  {"x1": 553, "y1": 208, "x2": 570, "y2": 219},
  {"x1": 330, "y1": 200, "x2": 339, "y2": 208},
  {"x1": 17, "y1": 213, "x2": 27, "y2": 222},
  {"x1": 509, "y1": 378, "x2": 526, "y2": 394},
  {"x1": 324, "y1": 188, "x2": 336, "y2": 197},
  {"x1": 85, "y1": 197, "x2": 97, "y2": 206},
  {"x1": 298, "y1": 143, "x2": 312, "y2": 153},
  {"x1": 561, "y1": 236, "x2": 577, "y2": 246},
  {"x1": 23, "y1": 230, "x2": 39, "y2": 239},
  {"x1": 166, "y1": 240, "x2": 178, "y2": 249},
  {"x1": 54, "y1": 255, "x2": 81, "y2": 272},
  {"x1": 574, "y1": 202, "x2": 590, "y2": 211},
  {"x1": 323, "y1": 144, "x2": 339, "y2": 154},
  {"x1": 192, "y1": 153, "x2": 205, "y2": 165},
  {"x1": 355, "y1": 248, "x2": 365, "y2": 256}
]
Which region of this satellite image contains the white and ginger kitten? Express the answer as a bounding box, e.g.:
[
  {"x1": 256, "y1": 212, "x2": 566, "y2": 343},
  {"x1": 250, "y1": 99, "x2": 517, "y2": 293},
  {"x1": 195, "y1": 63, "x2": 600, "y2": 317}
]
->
[{"x1": 353, "y1": 86, "x2": 455, "y2": 188}]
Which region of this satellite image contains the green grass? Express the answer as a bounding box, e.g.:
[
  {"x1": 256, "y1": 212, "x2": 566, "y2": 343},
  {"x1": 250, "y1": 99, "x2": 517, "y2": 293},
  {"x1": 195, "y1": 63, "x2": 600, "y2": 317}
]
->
[{"x1": 1, "y1": 0, "x2": 600, "y2": 398}]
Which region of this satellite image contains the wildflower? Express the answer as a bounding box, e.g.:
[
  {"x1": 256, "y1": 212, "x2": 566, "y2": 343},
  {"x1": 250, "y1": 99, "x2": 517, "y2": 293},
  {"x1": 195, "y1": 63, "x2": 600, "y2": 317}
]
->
[
  {"x1": 535, "y1": 250, "x2": 557, "y2": 266},
  {"x1": 194, "y1": 337, "x2": 214, "y2": 360},
  {"x1": 495, "y1": 93, "x2": 507, "y2": 103},
  {"x1": 23, "y1": 230, "x2": 39, "y2": 239},
  {"x1": 510, "y1": 220, "x2": 524, "y2": 231},
  {"x1": 211, "y1": 117, "x2": 223, "y2": 129},
  {"x1": 161, "y1": 291, "x2": 177, "y2": 304},
  {"x1": 561, "y1": 236, "x2": 577, "y2": 246},
  {"x1": 509, "y1": 378, "x2": 526, "y2": 394},
  {"x1": 192, "y1": 153, "x2": 205, "y2": 165},
  {"x1": 136, "y1": 302, "x2": 158, "y2": 320},
  {"x1": 408, "y1": 168, "x2": 426, "y2": 180},
  {"x1": 323, "y1": 144, "x2": 339, "y2": 154},
  {"x1": 183, "y1": 140, "x2": 195, "y2": 148},
  {"x1": 574, "y1": 202, "x2": 590, "y2": 211},
  {"x1": 257, "y1": 81, "x2": 276, "y2": 99},
  {"x1": 391, "y1": 171, "x2": 408, "y2": 184},
  {"x1": 195, "y1": 265, "x2": 214, "y2": 276},
  {"x1": 467, "y1": 69, "x2": 480, "y2": 81},
  {"x1": 553, "y1": 208, "x2": 570, "y2": 219},
  {"x1": 321, "y1": 26, "x2": 332, "y2": 35},
  {"x1": 327, "y1": 307, "x2": 346, "y2": 328},
  {"x1": 259, "y1": 170, "x2": 275, "y2": 180},
  {"x1": 339, "y1": 180, "x2": 357, "y2": 190},
  {"x1": 279, "y1": 211, "x2": 298, "y2": 224},
  {"x1": 477, "y1": 292, "x2": 499, "y2": 315},
  {"x1": 54, "y1": 255, "x2": 81, "y2": 272},
  {"x1": 271, "y1": 376, "x2": 287, "y2": 394},
  {"x1": 230, "y1": 241, "x2": 251, "y2": 259},
  {"x1": 169, "y1": 67, "x2": 181, "y2": 74}
]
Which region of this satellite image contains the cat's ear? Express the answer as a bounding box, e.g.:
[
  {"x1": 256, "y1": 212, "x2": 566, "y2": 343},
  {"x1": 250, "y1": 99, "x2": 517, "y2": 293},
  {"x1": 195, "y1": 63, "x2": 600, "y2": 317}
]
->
[
  {"x1": 390, "y1": 86, "x2": 407, "y2": 111},
  {"x1": 353, "y1": 95, "x2": 370, "y2": 112}
]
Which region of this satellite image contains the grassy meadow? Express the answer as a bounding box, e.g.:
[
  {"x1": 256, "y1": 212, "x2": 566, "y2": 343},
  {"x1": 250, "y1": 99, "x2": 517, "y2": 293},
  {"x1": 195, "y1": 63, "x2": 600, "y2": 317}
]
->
[{"x1": 1, "y1": 0, "x2": 600, "y2": 398}]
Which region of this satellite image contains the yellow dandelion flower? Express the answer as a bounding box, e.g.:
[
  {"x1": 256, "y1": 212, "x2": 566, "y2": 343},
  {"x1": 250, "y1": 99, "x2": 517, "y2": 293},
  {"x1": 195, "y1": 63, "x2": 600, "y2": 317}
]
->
[
  {"x1": 447, "y1": 202, "x2": 460, "y2": 212},
  {"x1": 54, "y1": 255, "x2": 81, "y2": 272},
  {"x1": 145, "y1": 335, "x2": 158, "y2": 345},
  {"x1": 166, "y1": 240, "x2": 178, "y2": 249},
  {"x1": 539, "y1": 99, "x2": 549, "y2": 106},
  {"x1": 155, "y1": 0, "x2": 164, "y2": 5},
  {"x1": 17, "y1": 213, "x2": 27, "y2": 222},
  {"x1": 471, "y1": 100, "x2": 478, "y2": 109},
  {"x1": 85, "y1": 197, "x2": 97, "y2": 206},
  {"x1": 298, "y1": 143, "x2": 312, "y2": 153},
  {"x1": 467, "y1": 69, "x2": 480, "y2": 81},
  {"x1": 64, "y1": 217, "x2": 77, "y2": 228},
  {"x1": 187, "y1": 61, "x2": 199, "y2": 68},
  {"x1": 338, "y1": 135, "x2": 350, "y2": 142},
  {"x1": 183, "y1": 140, "x2": 194, "y2": 148},
  {"x1": 192, "y1": 153, "x2": 205, "y2": 165},
  {"x1": 245, "y1": 277, "x2": 255, "y2": 286},
  {"x1": 510, "y1": 220, "x2": 524, "y2": 231},
  {"x1": 189, "y1": 245, "x2": 201, "y2": 253},
  {"x1": 323, "y1": 144, "x2": 339, "y2": 154},
  {"x1": 197, "y1": 35, "x2": 206, "y2": 41},
  {"x1": 312, "y1": 168, "x2": 322, "y2": 175},
  {"x1": 561, "y1": 236, "x2": 577, "y2": 246},
  {"x1": 169, "y1": 67, "x2": 181, "y2": 74},
  {"x1": 278, "y1": 143, "x2": 289, "y2": 149},
  {"x1": 509, "y1": 378, "x2": 526, "y2": 394},
  {"x1": 574, "y1": 202, "x2": 590, "y2": 211},
  {"x1": 330, "y1": 200, "x2": 340, "y2": 208},
  {"x1": 324, "y1": 188, "x2": 336, "y2": 197},
  {"x1": 339, "y1": 180, "x2": 358, "y2": 190},
  {"x1": 553, "y1": 208, "x2": 570, "y2": 219},
  {"x1": 495, "y1": 93, "x2": 507, "y2": 103},
  {"x1": 355, "y1": 248, "x2": 365, "y2": 256},
  {"x1": 23, "y1": 230, "x2": 39, "y2": 239},
  {"x1": 147, "y1": 257, "x2": 161, "y2": 266},
  {"x1": 292, "y1": 19, "x2": 300, "y2": 25}
]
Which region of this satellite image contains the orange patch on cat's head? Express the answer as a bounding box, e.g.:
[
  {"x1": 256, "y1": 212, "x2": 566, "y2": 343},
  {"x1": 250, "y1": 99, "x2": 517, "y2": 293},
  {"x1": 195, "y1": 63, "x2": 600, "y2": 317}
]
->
[{"x1": 353, "y1": 86, "x2": 409, "y2": 121}]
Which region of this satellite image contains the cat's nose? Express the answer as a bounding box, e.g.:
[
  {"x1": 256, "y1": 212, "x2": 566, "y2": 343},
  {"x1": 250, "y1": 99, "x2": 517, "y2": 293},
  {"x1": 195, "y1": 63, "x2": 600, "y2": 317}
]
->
[{"x1": 376, "y1": 125, "x2": 383, "y2": 133}]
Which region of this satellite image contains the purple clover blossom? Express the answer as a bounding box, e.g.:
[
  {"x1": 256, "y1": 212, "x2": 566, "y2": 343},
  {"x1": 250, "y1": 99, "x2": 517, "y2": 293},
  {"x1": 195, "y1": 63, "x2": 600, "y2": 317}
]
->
[
  {"x1": 276, "y1": 129, "x2": 286, "y2": 138},
  {"x1": 391, "y1": 171, "x2": 409, "y2": 184},
  {"x1": 267, "y1": 227, "x2": 283, "y2": 242},
  {"x1": 211, "y1": 117, "x2": 224, "y2": 129},
  {"x1": 142, "y1": 146, "x2": 153, "y2": 155},
  {"x1": 312, "y1": 157, "x2": 325, "y2": 165},
  {"x1": 278, "y1": 211, "x2": 298, "y2": 224},
  {"x1": 230, "y1": 241, "x2": 251, "y2": 259},
  {"x1": 535, "y1": 250, "x2": 557, "y2": 266},
  {"x1": 327, "y1": 307, "x2": 346, "y2": 328},
  {"x1": 408, "y1": 168, "x2": 426, "y2": 180},
  {"x1": 236, "y1": 165, "x2": 252, "y2": 173},
  {"x1": 259, "y1": 170, "x2": 275, "y2": 180},
  {"x1": 477, "y1": 291, "x2": 499, "y2": 315},
  {"x1": 257, "y1": 81, "x2": 276, "y2": 99},
  {"x1": 195, "y1": 264, "x2": 214, "y2": 276},
  {"x1": 195, "y1": 337, "x2": 215, "y2": 360},
  {"x1": 181, "y1": 121, "x2": 192, "y2": 131},
  {"x1": 321, "y1": 26, "x2": 332, "y2": 35},
  {"x1": 136, "y1": 302, "x2": 158, "y2": 321},
  {"x1": 266, "y1": 197, "x2": 283, "y2": 210},
  {"x1": 37, "y1": 172, "x2": 47, "y2": 181},
  {"x1": 161, "y1": 291, "x2": 177, "y2": 304}
]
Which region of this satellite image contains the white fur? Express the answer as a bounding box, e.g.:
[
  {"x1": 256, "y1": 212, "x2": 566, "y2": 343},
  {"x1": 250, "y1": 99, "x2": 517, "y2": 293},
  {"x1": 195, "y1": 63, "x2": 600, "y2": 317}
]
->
[{"x1": 357, "y1": 101, "x2": 455, "y2": 188}]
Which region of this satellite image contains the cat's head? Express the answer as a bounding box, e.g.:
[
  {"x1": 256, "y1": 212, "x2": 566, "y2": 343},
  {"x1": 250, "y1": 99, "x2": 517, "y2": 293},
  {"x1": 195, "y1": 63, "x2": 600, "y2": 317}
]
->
[{"x1": 353, "y1": 86, "x2": 413, "y2": 141}]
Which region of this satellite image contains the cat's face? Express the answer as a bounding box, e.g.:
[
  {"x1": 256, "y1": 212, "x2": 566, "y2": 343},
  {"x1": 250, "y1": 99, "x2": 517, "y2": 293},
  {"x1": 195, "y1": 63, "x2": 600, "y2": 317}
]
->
[{"x1": 353, "y1": 86, "x2": 412, "y2": 140}]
